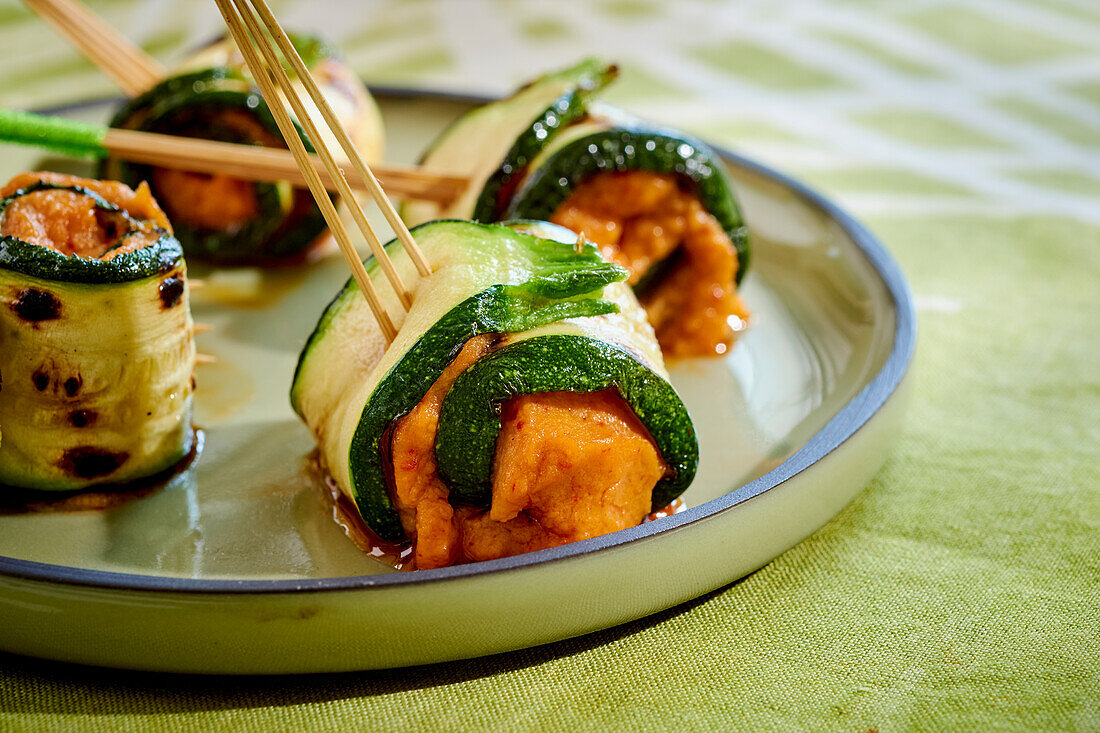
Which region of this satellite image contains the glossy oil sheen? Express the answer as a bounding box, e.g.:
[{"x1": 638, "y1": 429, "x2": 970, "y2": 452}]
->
[{"x1": 0, "y1": 92, "x2": 913, "y2": 672}]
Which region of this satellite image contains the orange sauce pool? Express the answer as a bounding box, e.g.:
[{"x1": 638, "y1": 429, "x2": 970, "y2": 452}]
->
[{"x1": 318, "y1": 467, "x2": 684, "y2": 573}]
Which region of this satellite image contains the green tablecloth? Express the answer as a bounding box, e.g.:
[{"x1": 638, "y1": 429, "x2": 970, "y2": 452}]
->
[{"x1": 1, "y1": 0, "x2": 1097, "y2": 730}]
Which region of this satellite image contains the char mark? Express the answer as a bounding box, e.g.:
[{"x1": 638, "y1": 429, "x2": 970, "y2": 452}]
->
[
  {"x1": 11, "y1": 289, "x2": 61, "y2": 323},
  {"x1": 68, "y1": 409, "x2": 96, "y2": 428},
  {"x1": 58, "y1": 447, "x2": 128, "y2": 479},
  {"x1": 159, "y1": 277, "x2": 185, "y2": 309}
]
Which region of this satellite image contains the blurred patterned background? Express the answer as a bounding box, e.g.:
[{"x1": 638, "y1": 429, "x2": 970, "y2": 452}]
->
[
  {"x1": 3, "y1": 0, "x2": 1098, "y2": 221},
  {"x1": 1, "y1": 1, "x2": 1097, "y2": 730}
]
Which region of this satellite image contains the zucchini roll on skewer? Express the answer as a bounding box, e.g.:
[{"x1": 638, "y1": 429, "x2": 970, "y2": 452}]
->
[
  {"x1": 0, "y1": 172, "x2": 195, "y2": 491},
  {"x1": 404, "y1": 59, "x2": 750, "y2": 358},
  {"x1": 101, "y1": 32, "x2": 384, "y2": 265},
  {"x1": 292, "y1": 220, "x2": 697, "y2": 569}
]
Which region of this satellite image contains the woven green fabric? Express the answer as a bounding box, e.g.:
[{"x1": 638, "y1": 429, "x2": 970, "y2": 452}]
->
[{"x1": 1, "y1": 0, "x2": 1098, "y2": 730}]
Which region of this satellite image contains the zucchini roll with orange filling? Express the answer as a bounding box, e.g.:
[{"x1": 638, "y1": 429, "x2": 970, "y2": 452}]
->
[
  {"x1": 404, "y1": 59, "x2": 750, "y2": 358},
  {"x1": 291, "y1": 220, "x2": 697, "y2": 569},
  {"x1": 101, "y1": 32, "x2": 384, "y2": 265},
  {"x1": 0, "y1": 172, "x2": 195, "y2": 491}
]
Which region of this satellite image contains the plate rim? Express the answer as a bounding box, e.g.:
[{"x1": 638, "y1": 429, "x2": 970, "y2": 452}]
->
[{"x1": 0, "y1": 87, "x2": 917, "y2": 594}]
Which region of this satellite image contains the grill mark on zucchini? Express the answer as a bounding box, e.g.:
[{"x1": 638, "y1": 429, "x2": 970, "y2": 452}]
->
[
  {"x1": 11, "y1": 288, "x2": 60, "y2": 322},
  {"x1": 0, "y1": 178, "x2": 195, "y2": 491},
  {"x1": 68, "y1": 409, "x2": 95, "y2": 428},
  {"x1": 28, "y1": 365, "x2": 82, "y2": 397},
  {"x1": 58, "y1": 447, "x2": 129, "y2": 479},
  {"x1": 159, "y1": 277, "x2": 185, "y2": 309}
]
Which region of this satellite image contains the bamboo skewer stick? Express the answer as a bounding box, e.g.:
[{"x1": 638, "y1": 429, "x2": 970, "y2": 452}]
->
[
  {"x1": 103, "y1": 128, "x2": 465, "y2": 205},
  {"x1": 0, "y1": 108, "x2": 467, "y2": 205},
  {"x1": 213, "y1": 0, "x2": 397, "y2": 342},
  {"x1": 21, "y1": 0, "x2": 468, "y2": 207},
  {"x1": 23, "y1": 0, "x2": 164, "y2": 96},
  {"x1": 247, "y1": 0, "x2": 433, "y2": 279},
  {"x1": 225, "y1": 0, "x2": 412, "y2": 310}
]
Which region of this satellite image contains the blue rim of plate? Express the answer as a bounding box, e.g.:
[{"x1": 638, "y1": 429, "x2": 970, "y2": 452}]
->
[{"x1": 0, "y1": 87, "x2": 917, "y2": 594}]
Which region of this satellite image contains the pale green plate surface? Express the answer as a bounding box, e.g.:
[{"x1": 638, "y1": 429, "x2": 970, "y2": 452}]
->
[{"x1": 0, "y1": 92, "x2": 914, "y2": 673}]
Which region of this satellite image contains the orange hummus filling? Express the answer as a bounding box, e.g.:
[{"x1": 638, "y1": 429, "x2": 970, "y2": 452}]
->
[
  {"x1": 551, "y1": 171, "x2": 749, "y2": 358},
  {"x1": 148, "y1": 109, "x2": 279, "y2": 232},
  {"x1": 0, "y1": 171, "x2": 171, "y2": 259},
  {"x1": 151, "y1": 168, "x2": 260, "y2": 232},
  {"x1": 389, "y1": 336, "x2": 668, "y2": 569}
]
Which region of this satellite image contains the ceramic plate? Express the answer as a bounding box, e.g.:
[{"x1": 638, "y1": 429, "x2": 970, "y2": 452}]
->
[{"x1": 0, "y1": 89, "x2": 915, "y2": 674}]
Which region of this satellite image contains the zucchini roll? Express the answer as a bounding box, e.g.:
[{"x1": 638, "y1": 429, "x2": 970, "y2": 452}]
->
[
  {"x1": 101, "y1": 32, "x2": 384, "y2": 265},
  {"x1": 0, "y1": 172, "x2": 195, "y2": 491},
  {"x1": 292, "y1": 220, "x2": 697, "y2": 569},
  {"x1": 404, "y1": 59, "x2": 750, "y2": 358}
]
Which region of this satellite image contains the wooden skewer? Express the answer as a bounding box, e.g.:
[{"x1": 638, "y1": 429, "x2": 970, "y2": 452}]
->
[
  {"x1": 23, "y1": 0, "x2": 164, "y2": 97},
  {"x1": 193, "y1": 322, "x2": 215, "y2": 334},
  {"x1": 0, "y1": 108, "x2": 466, "y2": 206},
  {"x1": 19, "y1": 0, "x2": 469, "y2": 207},
  {"x1": 195, "y1": 353, "x2": 218, "y2": 365},
  {"x1": 102, "y1": 128, "x2": 466, "y2": 205},
  {"x1": 226, "y1": 0, "x2": 413, "y2": 310},
  {"x1": 213, "y1": 0, "x2": 397, "y2": 342},
  {"x1": 248, "y1": 0, "x2": 433, "y2": 279}
]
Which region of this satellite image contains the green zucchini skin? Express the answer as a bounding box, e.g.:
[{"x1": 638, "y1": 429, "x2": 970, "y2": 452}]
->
[
  {"x1": 346, "y1": 283, "x2": 622, "y2": 540},
  {"x1": 402, "y1": 59, "x2": 616, "y2": 227},
  {"x1": 404, "y1": 62, "x2": 751, "y2": 286},
  {"x1": 101, "y1": 32, "x2": 383, "y2": 265},
  {"x1": 0, "y1": 182, "x2": 195, "y2": 491},
  {"x1": 291, "y1": 220, "x2": 701, "y2": 546},
  {"x1": 0, "y1": 183, "x2": 181, "y2": 284},
  {"x1": 506, "y1": 126, "x2": 751, "y2": 283},
  {"x1": 470, "y1": 61, "x2": 618, "y2": 224},
  {"x1": 289, "y1": 219, "x2": 625, "y2": 412},
  {"x1": 293, "y1": 220, "x2": 626, "y2": 541},
  {"x1": 436, "y1": 334, "x2": 697, "y2": 511},
  {"x1": 107, "y1": 67, "x2": 250, "y2": 130},
  {"x1": 101, "y1": 68, "x2": 327, "y2": 264}
]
